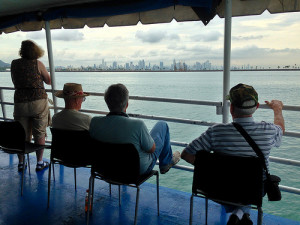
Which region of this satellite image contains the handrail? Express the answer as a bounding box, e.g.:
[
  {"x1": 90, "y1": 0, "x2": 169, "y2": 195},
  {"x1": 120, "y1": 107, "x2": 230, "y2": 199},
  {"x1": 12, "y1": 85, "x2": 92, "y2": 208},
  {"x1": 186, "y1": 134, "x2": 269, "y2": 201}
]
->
[
  {"x1": 88, "y1": 91, "x2": 223, "y2": 106},
  {"x1": 1, "y1": 86, "x2": 300, "y2": 111},
  {"x1": 1, "y1": 86, "x2": 300, "y2": 195},
  {"x1": 0, "y1": 89, "x2": 300, "y2": 137}
]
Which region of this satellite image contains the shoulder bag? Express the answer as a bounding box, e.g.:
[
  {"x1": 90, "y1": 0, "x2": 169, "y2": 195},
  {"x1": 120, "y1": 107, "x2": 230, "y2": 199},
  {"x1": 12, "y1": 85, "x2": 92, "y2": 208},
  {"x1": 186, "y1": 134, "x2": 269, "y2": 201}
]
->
[{"x1": 232, "y1": 122, "x2": 282, "y2": 201}]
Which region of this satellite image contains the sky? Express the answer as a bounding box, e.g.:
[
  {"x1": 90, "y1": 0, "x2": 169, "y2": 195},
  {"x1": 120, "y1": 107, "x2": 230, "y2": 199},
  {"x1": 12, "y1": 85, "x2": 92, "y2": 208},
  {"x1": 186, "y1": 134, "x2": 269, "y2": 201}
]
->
[{"x1": 1, "y1": 11, "x2": 300, "y2": 68}]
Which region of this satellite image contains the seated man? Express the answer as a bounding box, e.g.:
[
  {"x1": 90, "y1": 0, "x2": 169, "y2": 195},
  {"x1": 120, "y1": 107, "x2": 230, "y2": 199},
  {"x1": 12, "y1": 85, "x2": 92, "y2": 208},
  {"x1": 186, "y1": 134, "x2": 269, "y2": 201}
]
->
[
  {"x1": 52, "y1": 83, "x2": 91, "y2": 130},
  {"x1": 181, "y1": 83, "x2": 284, "y2": 225},
  {"x1": 89, "y1": 83, "x2": 180, "y2": 175}
]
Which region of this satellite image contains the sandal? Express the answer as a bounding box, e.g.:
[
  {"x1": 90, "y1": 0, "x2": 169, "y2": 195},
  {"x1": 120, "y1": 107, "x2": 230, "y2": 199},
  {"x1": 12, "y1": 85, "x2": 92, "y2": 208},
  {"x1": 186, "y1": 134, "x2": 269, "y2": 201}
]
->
[
  {"x1": 18, "y1": 163, "x2": 27, "y2": 172},
  {"x1": 36, "y1": 161, "x2": 49, "y2": 171}
]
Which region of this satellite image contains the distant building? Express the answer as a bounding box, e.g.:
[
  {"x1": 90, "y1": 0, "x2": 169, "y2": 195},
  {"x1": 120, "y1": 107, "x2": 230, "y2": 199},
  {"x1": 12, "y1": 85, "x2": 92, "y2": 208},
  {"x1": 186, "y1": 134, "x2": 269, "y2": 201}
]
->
[
  {"x1": 160, "y1": 62, "x2": 163, "y2": 70},
  {"x1": 138, "y1": 60, "x2": 145, "y2": 70},
  {"x1": 113, "y1": 61, "x2": 118, "y2": 70}
]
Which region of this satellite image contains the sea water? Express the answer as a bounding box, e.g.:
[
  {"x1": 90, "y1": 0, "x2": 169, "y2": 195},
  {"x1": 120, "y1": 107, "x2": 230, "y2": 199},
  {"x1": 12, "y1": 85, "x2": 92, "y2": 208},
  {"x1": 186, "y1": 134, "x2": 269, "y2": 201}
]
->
[{"x1": 0, "y1": 70, "x2": 300, "y2": 221}]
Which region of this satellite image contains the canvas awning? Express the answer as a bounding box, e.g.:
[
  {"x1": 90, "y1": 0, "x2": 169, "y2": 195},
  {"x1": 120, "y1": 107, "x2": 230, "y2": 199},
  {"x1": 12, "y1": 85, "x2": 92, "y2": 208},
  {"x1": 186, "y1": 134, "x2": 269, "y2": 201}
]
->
[
  {"x1": 0, "y1": 0, "x2": 221, "y2": 34},
  {"x1": 1, "y1": 0, "x2": 299, "y2": 34}
]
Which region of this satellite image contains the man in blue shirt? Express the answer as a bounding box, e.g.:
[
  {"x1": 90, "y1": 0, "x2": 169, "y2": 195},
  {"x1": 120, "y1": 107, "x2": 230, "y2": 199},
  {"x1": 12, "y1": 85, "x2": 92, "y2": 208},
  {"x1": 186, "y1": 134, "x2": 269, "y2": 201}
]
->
[
  {"x1": 181, "y1": 83, "x2": 284, "y2": 225},
  {"x1": 89, "y1": 83, "x2": 180, "y2": 175}
]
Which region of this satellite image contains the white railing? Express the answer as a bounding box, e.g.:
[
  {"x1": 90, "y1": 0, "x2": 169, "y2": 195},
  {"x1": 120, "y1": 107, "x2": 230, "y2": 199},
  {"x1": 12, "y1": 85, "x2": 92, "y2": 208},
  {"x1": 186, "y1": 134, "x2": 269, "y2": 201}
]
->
[{"x1": 1, "y1": 86, "x2": 300, "y2": 195}]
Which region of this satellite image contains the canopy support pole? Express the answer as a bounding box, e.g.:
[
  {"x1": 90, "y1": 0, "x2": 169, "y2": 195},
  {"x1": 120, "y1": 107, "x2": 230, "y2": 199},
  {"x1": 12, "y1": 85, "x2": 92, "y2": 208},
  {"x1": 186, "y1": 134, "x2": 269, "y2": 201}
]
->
[
  {"x1": 222, "y1": 0, "x2": 232, "y2": 123},
  {"x1": 45, "y1": 21, "x2": 58, "y2": 114}
]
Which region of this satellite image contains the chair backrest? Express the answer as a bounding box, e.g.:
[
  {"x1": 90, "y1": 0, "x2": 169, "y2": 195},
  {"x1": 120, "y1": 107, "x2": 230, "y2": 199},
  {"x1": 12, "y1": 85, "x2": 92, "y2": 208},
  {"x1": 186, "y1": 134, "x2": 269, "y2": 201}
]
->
[
  {"x1": 0, "y1": 121, "x2": 26, "y2": 152},
  {"x1": 50, "y1": 128, "x2": 93, "y2": 167},
  {"x1": 193, "y1": 150, "x2": 263, "y2": 207},
  {"x1": 91, "y1": 140, "x2": 140, "y2": 184}
]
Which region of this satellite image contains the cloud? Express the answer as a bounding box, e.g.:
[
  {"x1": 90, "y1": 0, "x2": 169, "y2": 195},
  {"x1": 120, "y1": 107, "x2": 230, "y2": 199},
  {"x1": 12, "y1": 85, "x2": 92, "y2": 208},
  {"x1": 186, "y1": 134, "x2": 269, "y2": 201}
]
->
[
  {"x1": 167, "y1": 44, "x2": 187, "y2": 51},
  {"x1": 26, "y1": 30, "x2": 84, "y2": 41},
  {"x1": 135, "y1": 30, "x2": 166, "y2": 43},
  {"x1": 190, "y1": 31, "x2": 222, "y2": 42},
  {"x1": 26, "y1": 31, "x2": 44, "y2": 39},
  {"x1": 135, "y1": 29, "x2": 180, "y2": 43},
  {"x1": 232, "y1": 35, "x2": 263, "y2": 41},
  {"x1": 229, "y1": 45, "x2": 300, "y2": 66},
  {"x1": 231, "y1": 45, "x2": 300, "y2": 58},
  {"x1": 168, "y1": 34, "x2": 180, "y2": 40},
  {"x1": 52, "y1": 30, "x2": 84, "y2": 41}
]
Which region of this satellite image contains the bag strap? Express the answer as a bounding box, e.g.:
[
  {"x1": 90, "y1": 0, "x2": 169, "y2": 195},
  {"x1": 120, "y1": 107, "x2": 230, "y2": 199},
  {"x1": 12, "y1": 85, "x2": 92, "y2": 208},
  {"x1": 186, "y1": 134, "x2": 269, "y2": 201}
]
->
[{"x1": 232, "y1": 122, "x2": 270, "y2": 176}]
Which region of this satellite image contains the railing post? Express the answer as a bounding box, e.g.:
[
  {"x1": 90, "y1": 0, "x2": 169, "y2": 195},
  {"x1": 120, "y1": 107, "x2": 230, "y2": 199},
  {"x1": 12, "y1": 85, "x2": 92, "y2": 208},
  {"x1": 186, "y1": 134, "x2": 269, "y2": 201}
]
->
[
  {"x1": 45, "y1": 21, "x2": 58, "y2": 114},
  {"x1": 222, "y1": 0, "x2": 232, "y2": 123},
  {"x1": 0, "y1": 89, "x2": 7, "y2": 120}
]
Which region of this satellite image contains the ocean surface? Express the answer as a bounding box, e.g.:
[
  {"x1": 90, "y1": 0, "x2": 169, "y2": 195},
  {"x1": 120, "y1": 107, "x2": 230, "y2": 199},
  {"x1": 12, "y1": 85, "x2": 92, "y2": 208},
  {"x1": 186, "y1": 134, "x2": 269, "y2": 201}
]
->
[{"x1": 1, "y1": 70, "x2": 300, "y2": 221}]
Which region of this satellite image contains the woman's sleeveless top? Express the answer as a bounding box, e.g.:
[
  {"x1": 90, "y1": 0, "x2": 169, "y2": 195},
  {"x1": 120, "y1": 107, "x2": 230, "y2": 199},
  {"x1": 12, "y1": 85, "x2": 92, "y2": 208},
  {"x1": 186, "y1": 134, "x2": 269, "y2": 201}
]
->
[{"x1": 11, "y1": 58, "x2": 47, "y2": 103}]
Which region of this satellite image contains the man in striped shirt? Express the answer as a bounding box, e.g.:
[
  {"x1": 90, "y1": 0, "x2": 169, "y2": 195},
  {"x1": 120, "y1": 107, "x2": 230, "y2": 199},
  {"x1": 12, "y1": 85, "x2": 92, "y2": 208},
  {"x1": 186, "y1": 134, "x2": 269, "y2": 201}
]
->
[{"x1": 181, "y1": 83, "x2": 285, "y2": 225}]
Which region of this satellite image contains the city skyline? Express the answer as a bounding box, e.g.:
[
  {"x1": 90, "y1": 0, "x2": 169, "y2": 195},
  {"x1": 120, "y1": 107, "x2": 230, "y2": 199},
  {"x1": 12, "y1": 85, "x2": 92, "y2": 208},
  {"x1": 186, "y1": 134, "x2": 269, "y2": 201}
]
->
[
  {"x1": 54, "y1": 58, "x2": 300, "y2": 71},
  {"x1": 1, "y1": 57, "x2": 299, "y2": 72},
  {"x1": 1, "y1": 11, "x2": 300, "y2": 68}
]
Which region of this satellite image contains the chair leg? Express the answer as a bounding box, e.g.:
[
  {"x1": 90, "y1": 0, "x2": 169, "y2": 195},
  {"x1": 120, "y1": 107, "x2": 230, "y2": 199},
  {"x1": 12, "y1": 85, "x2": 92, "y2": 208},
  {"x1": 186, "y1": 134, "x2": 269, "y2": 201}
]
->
[
  {"x1": 91, "y1": 177, "x2": 95, "y2": 212},
  {"x1": 87, "y1": 176, "x2": 94, "y2": 225},
  {"x1": 109, "y1": 184, "x2": 111, "y2": 195},
  {"x1": 47, "y1": 161, "x2": 52, "y2": 208},
  {"x1": 134, "y1": 187, "x2": 140, "y2": 225},
  {"x1": 118, "y1": 185, "x2": 121, "y2": 206},
  {"x1": 257, "y1": 207, "x2": 263, "y2": 225},
  {"x1": 74, "y1": 168, "x2": 77, "y2": 190},
  {"x1": 52, "y1": 162, "x2": 55, "y2": 181},
  {"x1": 205, "y1": 198, "x2": 208, "y2": 225},
  {"x1": 156, "y1": 173, "x2": 159, "y2": 216},
  {"x1": 189, "y1": 195, "x2": 194, "y2": 225},
  {"x1": 21, "y1": 154, "x2": 25, "y2": 196},
  {"x1": 27, "y1": 153, "x2": 31, "y2": 175}
]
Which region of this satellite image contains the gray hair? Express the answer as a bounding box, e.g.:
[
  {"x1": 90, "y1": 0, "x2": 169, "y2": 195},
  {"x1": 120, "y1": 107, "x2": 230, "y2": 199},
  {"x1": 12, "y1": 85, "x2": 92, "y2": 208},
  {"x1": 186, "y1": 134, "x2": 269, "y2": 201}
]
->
[
  {"x1": 104, "y1": 83, "x2": 129, "y2": 112},
  {"x1": 233, "y1": 100, "x2": 257, "y2": 116}
]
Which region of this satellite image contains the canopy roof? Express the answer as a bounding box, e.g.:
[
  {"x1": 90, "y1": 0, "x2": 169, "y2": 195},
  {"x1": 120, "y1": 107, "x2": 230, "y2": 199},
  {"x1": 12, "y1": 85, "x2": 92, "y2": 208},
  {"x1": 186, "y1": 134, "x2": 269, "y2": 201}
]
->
[{"x1": 0, "y1": 0, "x2": 299, "y2": 34}]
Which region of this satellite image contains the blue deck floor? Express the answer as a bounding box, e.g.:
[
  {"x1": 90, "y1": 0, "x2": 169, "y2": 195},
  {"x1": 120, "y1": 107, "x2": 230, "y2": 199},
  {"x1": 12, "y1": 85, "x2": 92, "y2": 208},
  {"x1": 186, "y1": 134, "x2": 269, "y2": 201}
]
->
[{"x1": 0, "y1": 152, "x2": 299, "y2": 225}]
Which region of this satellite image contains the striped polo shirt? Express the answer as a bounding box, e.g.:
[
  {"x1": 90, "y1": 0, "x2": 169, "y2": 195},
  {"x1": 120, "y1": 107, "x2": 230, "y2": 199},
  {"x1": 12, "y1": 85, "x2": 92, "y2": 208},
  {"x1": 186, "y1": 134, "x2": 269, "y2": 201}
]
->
[{"x1": 184, "y1": 117, "x2": 283, "y2": 171}]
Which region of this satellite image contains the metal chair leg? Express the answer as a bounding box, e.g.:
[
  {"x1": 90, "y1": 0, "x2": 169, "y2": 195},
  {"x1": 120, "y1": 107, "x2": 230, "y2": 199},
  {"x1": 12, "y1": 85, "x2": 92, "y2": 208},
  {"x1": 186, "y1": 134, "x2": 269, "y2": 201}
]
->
[
  {"x1": 134, "y1": 187, "x2": 140, "y2": 225},
  {"x1": 91, "y1": 177, "x2": 95, "y2": 212},
  {"x1": 189, "y1": 195, "x2": 194, "y2": 225},
  {"x1": 156, "y1": 173, "x2": 159, "y2": 216},
  {"x1": 21, "y1": 154, "x2": 25, "y2": 196},
  {"x1": 205, "y1": 198, "x2": 208, "y2": 225},
  {"x1": 52, "y1": 162, "x2": 55, "y2": 181},
  {"x1": 109, "y1": 184, "x2": 112, "y2": 195},
  {"x1": 47, "y1": 161, "x2": 52, "y2": 208},
  {"x1": 87, "y1": 176, "x2": 93, "y2": 225},
  {"x1": 74, "y1": 168, "x2": 77, "y2": 190},
  {"x1": 27, "y1": 153, "x2": 31, "y2": 175},
  {"x1": 257, "y1": 207, "x2": 263, "y2": 225}
]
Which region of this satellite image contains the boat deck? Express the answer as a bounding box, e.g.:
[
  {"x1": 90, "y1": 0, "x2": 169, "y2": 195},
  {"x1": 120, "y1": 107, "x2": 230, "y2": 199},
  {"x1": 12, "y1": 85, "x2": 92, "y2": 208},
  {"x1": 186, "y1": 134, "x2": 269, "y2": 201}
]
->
[{"x1": 0, "y1": 152, "x2": 299, "y2": 225}]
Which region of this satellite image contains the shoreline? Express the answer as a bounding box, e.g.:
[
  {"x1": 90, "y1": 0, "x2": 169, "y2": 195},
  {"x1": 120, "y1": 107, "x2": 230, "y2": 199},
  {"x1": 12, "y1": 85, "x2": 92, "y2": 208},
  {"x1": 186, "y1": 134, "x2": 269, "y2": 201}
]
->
[
  {"x1": 56, "y1": 69, "x2": 300, "y2": 72},
  {"x1": 1, "y1": 69, "x2": 300, "y2": 72}
]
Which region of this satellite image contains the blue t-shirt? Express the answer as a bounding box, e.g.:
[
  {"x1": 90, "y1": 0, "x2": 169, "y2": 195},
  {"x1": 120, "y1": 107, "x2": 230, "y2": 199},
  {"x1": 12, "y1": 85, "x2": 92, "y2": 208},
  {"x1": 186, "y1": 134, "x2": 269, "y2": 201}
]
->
[{"x1": 89, "y1": 115, "x2": 154, "y2": 174}]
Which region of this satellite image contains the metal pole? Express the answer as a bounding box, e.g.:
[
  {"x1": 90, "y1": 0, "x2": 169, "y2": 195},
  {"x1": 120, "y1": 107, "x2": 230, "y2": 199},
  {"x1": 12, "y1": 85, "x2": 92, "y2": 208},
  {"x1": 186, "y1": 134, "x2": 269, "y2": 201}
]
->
[
  {"x1": 0, "y1": 89, "x2": 7, "y2": 120},
  {"x1": 222, "y1": 0, "x2": 232, "y2": 123},
  {"x1": 45, "y1": 21, "x2": 58, "y2": 114}
]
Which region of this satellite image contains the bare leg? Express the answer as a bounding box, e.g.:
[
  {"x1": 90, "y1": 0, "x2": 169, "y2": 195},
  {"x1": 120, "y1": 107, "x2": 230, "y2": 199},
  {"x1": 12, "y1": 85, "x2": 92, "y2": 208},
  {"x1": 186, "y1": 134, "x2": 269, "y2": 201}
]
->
[
  {"x1": 17, "y1": 118, "x2": 32, "y2": 164},
  {"x1": 35, "y1": 136, "x2": 45, "y2": 162},
  {"x1": 18, "y1": 154, "x2": 24, "y2": 163}
]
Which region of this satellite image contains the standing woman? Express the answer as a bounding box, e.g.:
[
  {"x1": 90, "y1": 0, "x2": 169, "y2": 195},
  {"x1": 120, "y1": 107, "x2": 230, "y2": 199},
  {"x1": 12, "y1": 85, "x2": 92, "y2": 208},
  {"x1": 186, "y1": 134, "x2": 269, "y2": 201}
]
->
[{"x1": 11, "y1": 40, "x2": 51, "y2": 172}]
